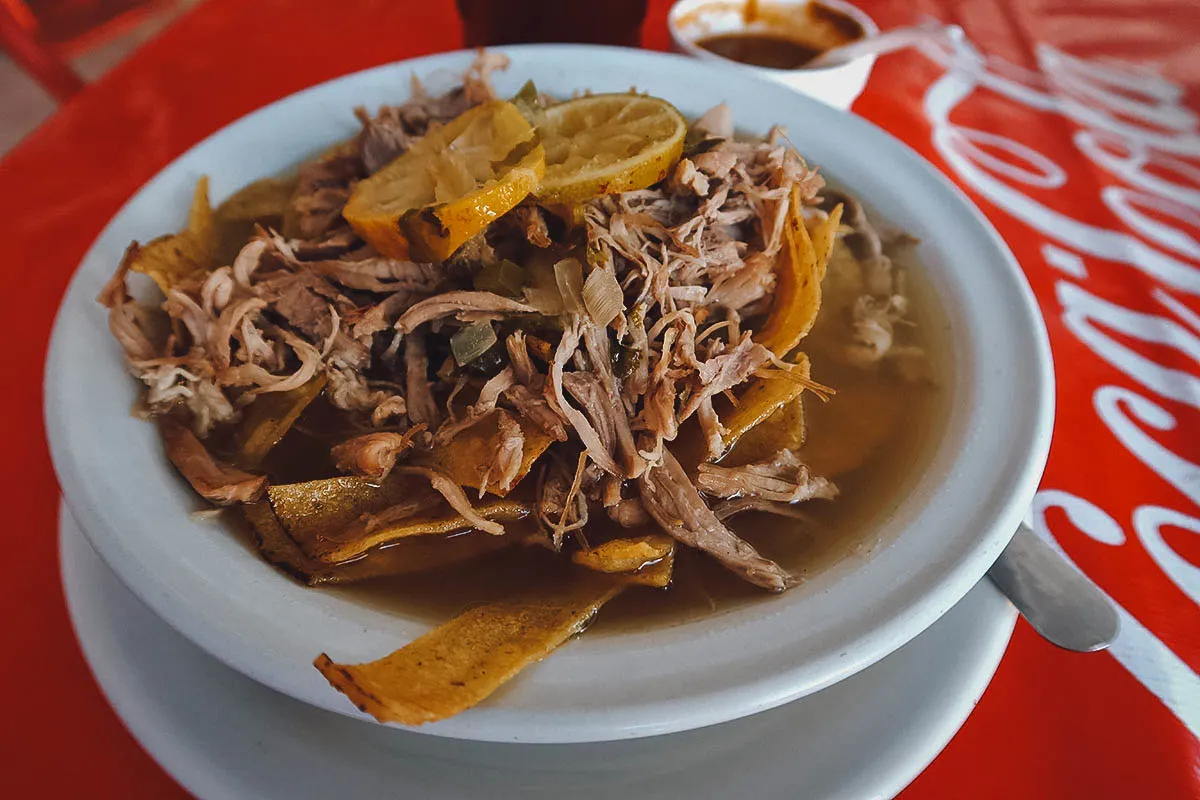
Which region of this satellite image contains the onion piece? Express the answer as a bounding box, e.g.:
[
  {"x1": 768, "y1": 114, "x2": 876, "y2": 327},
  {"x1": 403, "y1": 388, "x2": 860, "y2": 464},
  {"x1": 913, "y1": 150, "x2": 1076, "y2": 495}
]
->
[
  {"x1": 473, "y1": 259, "x2": 526, "y2": 297},
  {"x1": 450, "y1": 321, "x2": 498, "y2": 366},
  {"x1": 523, "y1": 259, "x2": 565, "y2": 315},
  {"x1": 554, "y1": 257, "x2": 585, "y2": 314},
  {"x1": 582, "y1": 267, "x2": 624, "y2": 328},
  {"x1": 523, "y1": 286, "x2": 565, "y2": 316}
]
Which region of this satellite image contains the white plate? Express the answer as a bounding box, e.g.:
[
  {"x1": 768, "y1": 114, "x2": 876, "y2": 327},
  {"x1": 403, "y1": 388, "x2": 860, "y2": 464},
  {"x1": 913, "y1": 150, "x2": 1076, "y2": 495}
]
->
[
  {"x1": 45, "y1": 45, "x2": 1053, "y2": 742},
  {"x1": 60, "y1": 503, "x2": 1018, "y2": 799}
]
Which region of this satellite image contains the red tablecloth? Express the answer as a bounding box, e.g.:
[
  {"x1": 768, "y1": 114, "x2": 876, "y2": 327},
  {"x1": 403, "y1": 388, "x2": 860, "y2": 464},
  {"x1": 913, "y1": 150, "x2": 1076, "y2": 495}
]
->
[{"x1": 3, "y1": 0, "x2": 1198, "y2": 796}]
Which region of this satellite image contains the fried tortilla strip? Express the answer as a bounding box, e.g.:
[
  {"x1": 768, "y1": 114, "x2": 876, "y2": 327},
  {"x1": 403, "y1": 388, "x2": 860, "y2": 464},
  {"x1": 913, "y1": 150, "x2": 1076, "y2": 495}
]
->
[
  {"x1": 719, "y1": 353, "x2": 810, "y2": 453},
  {"x1": 268, "y1": 470, "x2": 533, "y2": 562},
  {"x1": 717, "y1": 197, "x2": 833, "y2": 457},
  {"x1": 628, "y1": 555, "x2": 674, "y2": 588},
  {"x1": 130, "y1": 177, "x2": 215, "y2": 293},
  {"x1": 268, "y1": 473, "x2": 425, "y2": 544},
  {"x1": 571, "y1": 535, "x2": 675, "y2": 588},
  {"x1": 232, "y1": 374, "x2": 328, "y2": 469},
  {"x1": 755, "y1": 187, "x2": 822, "y2": 357},
  {"x1": 314, "y1": 574, "x2": 624, "y2": 725},
  {"x1": 243, "y1": 502, "x2": 512, "y2": 585},
  {"x1": 724, "y1": 394, "x2": 806, "y2": 467},
  {"x1": 216, "y1": 176, "x2": 297, "y2": 222},
  {"x1": 808, "y1": 202, "x2": 843, "y2": 283},
  {"x1": 427, "y1": 412, "x2": 554, "y2": 497},
  {"x1": 161, "y1": 418, "x2": 265, "y2": 505},
  {"x1": 308, "y1": 499, "x2": 533, "y2": 564},
  {"x1": 213, "y1": 175, "x2": 298, "y2": 264}
]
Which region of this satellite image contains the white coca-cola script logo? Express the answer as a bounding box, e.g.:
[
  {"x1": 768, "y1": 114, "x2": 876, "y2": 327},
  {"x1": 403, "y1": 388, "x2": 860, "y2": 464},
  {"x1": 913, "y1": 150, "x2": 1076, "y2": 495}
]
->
[{"x1": 916, "y1": 33, "x2": 1200, "y2": 737}]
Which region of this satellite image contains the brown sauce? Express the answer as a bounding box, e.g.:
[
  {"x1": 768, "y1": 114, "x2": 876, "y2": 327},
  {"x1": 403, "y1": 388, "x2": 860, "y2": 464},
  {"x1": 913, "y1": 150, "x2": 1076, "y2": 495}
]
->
[
  {"x1": 697, "y1": 32, "x2": 824, "y2": 70},
  {"x1": 690, "y1": 2, "x2": 866, "y2": 70},
  {"x1": 312, "y1": 234, "x2": 952, "y2": 634},
  {"x1": 806, "y1": 1, "x2": 865, "y2": 41}
]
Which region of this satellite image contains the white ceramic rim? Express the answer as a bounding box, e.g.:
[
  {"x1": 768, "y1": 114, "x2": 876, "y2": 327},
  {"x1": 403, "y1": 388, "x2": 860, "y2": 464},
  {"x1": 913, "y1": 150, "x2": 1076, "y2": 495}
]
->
[
  {"x1": 44, "y1": 45, "x2": 1053, "y2": 744},
  {"x1": 667, "y1": 0, "x2": 881, "y2": 73}
]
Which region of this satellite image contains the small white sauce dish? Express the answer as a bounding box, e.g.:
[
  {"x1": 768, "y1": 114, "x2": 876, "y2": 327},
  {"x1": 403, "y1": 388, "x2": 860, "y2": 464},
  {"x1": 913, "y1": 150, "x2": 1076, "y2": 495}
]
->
[{"x1": 668, "y1": 0, "x2": 879, "y2": 110}]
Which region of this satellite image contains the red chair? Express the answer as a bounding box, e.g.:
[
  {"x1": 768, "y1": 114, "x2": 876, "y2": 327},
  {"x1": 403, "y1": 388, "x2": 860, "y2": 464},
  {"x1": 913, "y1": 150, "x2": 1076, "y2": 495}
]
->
[
  {"x1": 0, "y1": 0, "x2": 84, "y2": 102},
  {"x1": 0, "y1": 0, "x2": 170, "y2": 103}
]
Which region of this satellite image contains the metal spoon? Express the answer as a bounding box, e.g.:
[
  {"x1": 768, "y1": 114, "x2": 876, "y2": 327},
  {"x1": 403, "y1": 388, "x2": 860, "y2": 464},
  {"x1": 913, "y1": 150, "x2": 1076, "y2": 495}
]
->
[
  {"x1": 804, "y1": 20, "x2": 963, "y2": 70},
  {"x1": 987, "y1": 522, "x2": 1120, "y2": 652}
]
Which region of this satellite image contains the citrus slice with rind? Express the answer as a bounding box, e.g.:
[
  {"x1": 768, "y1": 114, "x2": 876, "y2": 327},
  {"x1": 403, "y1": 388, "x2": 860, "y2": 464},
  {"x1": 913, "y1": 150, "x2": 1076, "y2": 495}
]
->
[
  {"x1": 344, "y1": 100, "x2": 545, "y2": 261},
  {"x1": 535, "y1": 94, "x2": 687, "y2": 205}
]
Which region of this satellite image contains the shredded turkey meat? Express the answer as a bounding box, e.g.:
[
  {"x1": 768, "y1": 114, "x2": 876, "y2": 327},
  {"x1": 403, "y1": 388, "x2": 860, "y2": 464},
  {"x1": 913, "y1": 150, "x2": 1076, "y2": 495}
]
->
[
  {"x1": 393, "y1": 291, "x2": 537, "y2": 333},
  {"x1": 101, "y1": 56, "x2": 918, "y2": 594},
  {"x1": 290, "y1": 154, "x2": 363, "y2": 240},
  {"x1": 815, "y1": 191, "x2": 922, "y2": 373},
  {"x1": 160, "y1": 420, "x2": 266, "y2": 505},
  {"x1": 639, "y1": 450, "x2": 794, "y2": 591},
  {"x1": 479, "y1": 410, "x2": 525, "y2": 495},
  {"x1": 696, "y1": 450, "x2": 838, "y2": 504},
  {"x1": 331, "y1": 426, "x2": 427, "y2": 482},
  {"x1": 354, "y1": 53, "x2": 507, "y2": 174}
]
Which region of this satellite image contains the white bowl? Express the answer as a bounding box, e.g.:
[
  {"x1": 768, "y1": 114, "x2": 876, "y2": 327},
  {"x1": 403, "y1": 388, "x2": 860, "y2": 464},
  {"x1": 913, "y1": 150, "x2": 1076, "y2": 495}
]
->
[
  {"x1": 667, "y1": 0, "x2": 879, "y2": 110},
  {"x1": 45, "y1": 45, "x2": 1052, "y2": 744}
]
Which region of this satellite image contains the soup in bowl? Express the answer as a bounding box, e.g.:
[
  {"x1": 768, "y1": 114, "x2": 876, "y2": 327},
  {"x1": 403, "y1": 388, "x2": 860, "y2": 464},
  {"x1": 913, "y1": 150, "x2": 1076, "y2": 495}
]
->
[{"x1": 45, "y1": 45, "x2": 1052, "y2": 743}]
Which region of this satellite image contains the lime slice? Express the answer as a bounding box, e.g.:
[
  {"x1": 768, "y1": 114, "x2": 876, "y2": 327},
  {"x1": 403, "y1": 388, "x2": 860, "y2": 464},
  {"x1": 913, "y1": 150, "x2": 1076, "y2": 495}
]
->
[
  {"x1": 535, "y1": 94, "x2": 687, "y2": 205},
  {"x1": 344, "y1": 100, "x2": 545, "y2": 261}
]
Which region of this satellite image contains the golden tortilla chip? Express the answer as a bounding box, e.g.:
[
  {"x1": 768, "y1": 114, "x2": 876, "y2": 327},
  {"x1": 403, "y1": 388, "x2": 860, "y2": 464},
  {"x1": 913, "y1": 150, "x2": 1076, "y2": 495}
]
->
[
  {"x1": 314, "y1": 574, "x2": 624, "y2": 725},
  {"x1": 628, "y1": 556, "x2": 674, "y2": 589},
  {"x1": 719, "y1": 353, "x2": 811, "y2": 453},
  {"x1": 213, "y1": 175, "x2": 298, "y2": 265},
  {"x1": 232, "y1": 375, "x2": 327, "y2": 469},
  {"x1": 571, "y1": 535, "x2": 675, "y2": 588},
  {"x1": 267, "y1": 473, "x2": 423, "y2": 544},
  {"x1": 725, "y1": 395, "x2": 806, "y2": 467},
  {"x1": 427, "y1": 411, "x2": 554, "y2": 497},
  {"x1": 307, "y1": 499, "x2": 533, "y2": 565},
  {"x1": 267, "y1": 469, "x2": 533, "y2": 563},
  {"x1": 130, "y1": 177, "x2": 215, "y2": 293},
  {"x1": 755, "y1": 187, "x2": 822, "y2": 357},
  {"x1": 808, "y1": 203, "x2": 842, "y2": 284},
  {"x1": 216, "y1": 176, "x2": 297, "y2": 223},
  {"x1": 243, "y1": 502, "x2": 512, "y2": 585}
]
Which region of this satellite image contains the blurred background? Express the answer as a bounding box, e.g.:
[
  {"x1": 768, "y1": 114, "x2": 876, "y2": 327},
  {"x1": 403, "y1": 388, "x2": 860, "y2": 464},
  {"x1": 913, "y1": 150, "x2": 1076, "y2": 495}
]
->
[
  {"x1": 0, "y1": 0, "x2": 203, "y2": 153},
  {"x1": 5, "y1": 0, "x2": 1196, "y2": 157}
]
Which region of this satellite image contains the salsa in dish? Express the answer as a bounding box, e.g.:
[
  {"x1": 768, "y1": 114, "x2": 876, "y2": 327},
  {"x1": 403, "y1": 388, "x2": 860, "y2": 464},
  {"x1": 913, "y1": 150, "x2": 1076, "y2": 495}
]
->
[{"x1": 98, "y1": 52, "x2": 933, "y2": 725}]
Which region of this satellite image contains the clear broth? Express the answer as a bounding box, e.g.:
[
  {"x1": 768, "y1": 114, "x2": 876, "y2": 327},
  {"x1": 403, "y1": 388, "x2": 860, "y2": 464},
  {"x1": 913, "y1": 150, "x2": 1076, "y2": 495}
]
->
[{"x1": 306, "y1": 239, "x2": 952, "y2": 633}]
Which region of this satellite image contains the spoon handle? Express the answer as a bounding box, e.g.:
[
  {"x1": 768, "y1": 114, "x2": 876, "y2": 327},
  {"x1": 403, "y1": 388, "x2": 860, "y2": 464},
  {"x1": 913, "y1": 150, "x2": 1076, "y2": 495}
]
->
[{"x1": 987, "y1": 523, "x2": 1120, "y2": 653}]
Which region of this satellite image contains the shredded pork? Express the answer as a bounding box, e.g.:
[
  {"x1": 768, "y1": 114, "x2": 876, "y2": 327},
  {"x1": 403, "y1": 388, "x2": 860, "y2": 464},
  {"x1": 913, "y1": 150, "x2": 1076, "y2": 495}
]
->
[
  {"x1": 102, "y1": 56, "x2": 901, "y2": 591},
  {"x1": 332, "y1": 427, "x2": 426, "y2": 482},
  {"x1": 160, "y1": 420, "x2": 266, "y2": 505},
  {"x1": 697, "y1": 450, "x2": 838, "y2": 504},
  {"x1": 638, "y1": 451, "x2": 794, "y2": 592}
]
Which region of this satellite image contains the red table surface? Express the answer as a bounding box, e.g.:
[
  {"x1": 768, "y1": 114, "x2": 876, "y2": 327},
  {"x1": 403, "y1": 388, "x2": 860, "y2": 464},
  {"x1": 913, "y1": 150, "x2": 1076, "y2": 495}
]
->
[{"x1": 3, "y1": 0, "x2": 1199, "y2": 796}]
